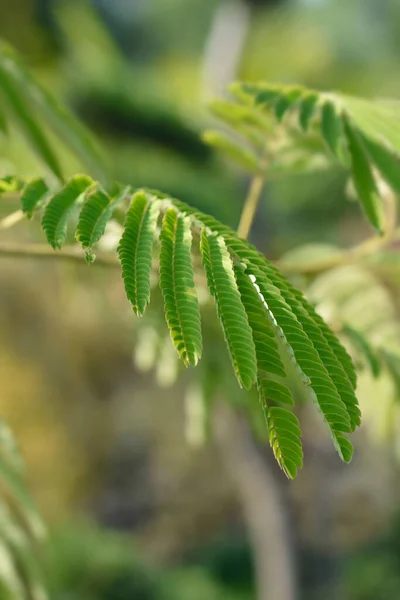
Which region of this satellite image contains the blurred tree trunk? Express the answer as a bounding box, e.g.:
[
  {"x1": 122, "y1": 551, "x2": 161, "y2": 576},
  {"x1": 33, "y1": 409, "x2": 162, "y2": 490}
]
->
[
  {"x1": 202, "y1": 0, "x2": 251, "y2": 100},
  {"x1": 214, "y1": 402, "x2": 298, "y2": 600}
]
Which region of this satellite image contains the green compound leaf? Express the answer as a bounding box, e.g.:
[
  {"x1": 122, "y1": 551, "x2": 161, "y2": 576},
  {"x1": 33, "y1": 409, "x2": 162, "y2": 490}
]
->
[
  {"x1": 299, "y1": 93, "x2": 318, "y2": 131},
  {"x1": 200, "y1": 229, "x2": 257, "y2": 390},
  {"x1": 0, "y1": 40, "x2": 108, "y2": 182},
  {"x1": 362, "y1": 134, "x2": 400, "y2": 196},
  {"x1": 0, "y1": 46, "x2": 63, "y2": 180},
  {"x1": 20, "y1": 178, "x2": 49, "y2": 218},
  {"x1": 321, "y1": 100, "x2": 345, "y2": 161},
  {"x1": 234, "y1": 264, "x2": 286, "y2": 378},
  {"x1": 172, "y1": 199, "x2": 357, "y2": 460},
  {"x1": 258, "y1": 380, "x2": 303, "y2": 479},
  {"x1": 258, "y1": 378, "x2": 294, "y2": 406},
  {"x1": 159, "y1": 209, "x2": 202, "y2": 367},
  {"x1": 118, "y1": 191, "x2": 160, "y2": 316},
  {"x1": 76, "y1": 186, "x2": 130, "y2": 256},
  {"x1": 41, "y1": 174, "x2": 93, "y2": 248},
  {"x1": 344, "y1": 118, "x2": 385, "y2": 234}
]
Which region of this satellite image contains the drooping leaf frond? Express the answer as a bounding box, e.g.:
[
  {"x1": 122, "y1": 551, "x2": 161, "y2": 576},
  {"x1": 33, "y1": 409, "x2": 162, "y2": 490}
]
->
[
  {"x1": 41, "y1": 175, "x2": 92, "y2": 249},
  {"x1": 361, "y1": 134, "x2": 400, "y2": 196},
  {"x1": 234, "y1": 263, "x2": 286, "y2": 378},
  {"x1": 0, "y1": 51, "x2": 63, "y2": 180},
  {"x1": 76, "y1": 185, "x2": 130, "y2": 259},
  {"x1": 320, "y1": 101, "x2": 343, "y2": 158},
  {"x1": 200, "y1": 229, "x2": 257, "y2": 390},
  {"x1": 299, "y1": 93, "x2": 318, "y2": 131},
  {"x1": 20, "y1": 178, "x2": 49, "y2": 219},
  {"x1": 118, "y1": 191, "x2": 160, "y2": 316},
  {"x1": 170, "y1": 198, "x2": 358, "y2": 461},
  {"x1": 253, "y1": 271, "x2": 354, "y2": 459},
  {"x1": 258, "y1": 379, "x2": 302, "y2": 479},
  {"x1": 258, "y1": 379, "x2": 294, "y2": 406},
  {"x1": 159, "y1": 209, "x2": 202, "y2": 367},
  {"x1": 0, "y1": 40, "x2": 108, "y2": 182},
  {"x1": 344, "y1": 118, "x2": 384, "y2": 233},
  {"x1": 0, "y1": 171, "x2": 362, "y2": 475},
  {"x1": 76, "y1": 186, "x2": 110, "y2": 249},
  {"x1": 263, "y1": 264, "x2": 361, "y2": 430},
  {"x1": 209, "y1": 82, "x2": 400, "y2": 233}
]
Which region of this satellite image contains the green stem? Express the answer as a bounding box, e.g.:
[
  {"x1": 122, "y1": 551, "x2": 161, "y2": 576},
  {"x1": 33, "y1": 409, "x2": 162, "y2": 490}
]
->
[
  {"x1": 237, "y1": 173, "x2": 265, "y2": 240},
  {"x1": 0, "y1": 242, "x2": 119, "y2": 266},
  {"x1": 237, "y1": 151, "x2": 269, "y2": 240}
]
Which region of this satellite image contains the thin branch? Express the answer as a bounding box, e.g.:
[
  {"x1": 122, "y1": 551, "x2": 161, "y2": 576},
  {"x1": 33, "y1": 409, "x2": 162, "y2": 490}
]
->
[
  {"x1": 237, "y1": 173, "x2": 265, "y2": 239},
  {"x1": 278, "y1": 228, "x2": 400, "y2": 275},
  {"x1": 0, "y1": 242, "x2": 119, "y2": 266},
  {"x1": 237, "y1": 151, "x2": 269, "y2": 240},
  {"x1": 0, "y1": 210, "x2": 25, "y2": 230}
]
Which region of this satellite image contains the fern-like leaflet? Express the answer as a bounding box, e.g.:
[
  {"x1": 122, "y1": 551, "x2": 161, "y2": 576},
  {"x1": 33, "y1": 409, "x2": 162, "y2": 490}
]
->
[
  {"x1": 206, "y1": 82, "x2": 400, "y2": 234},
  {"x1": 159, "y1": 209, "x2": 202, "y2": 367},
  {"x1": 20, "y1": 178, "x2": 49, "y2": 219},
  {"x1": 170, "y1": 198, "x2": 357, "y2": 461},
  {"x1": 0, "y1": 173, "x2": 363, "y2": 475},
  {"x1": 234, "y1": 263, "x2": 286, "y2": 379},
  {"x1": 200, "y1": 229, "x2": 257, "y2": 390},
  {"x1": 258, "y1": 378, "x2": 303, "y2": 479},
  {"x1": 76, "y1": 185, "x2": 130, "y2": 260},
  {"x1": 118, "y1": 191, "x2": 160, "y2": 316},
  {"x1": 41, "y1": 175, "x2": 92, "y2": 249}
]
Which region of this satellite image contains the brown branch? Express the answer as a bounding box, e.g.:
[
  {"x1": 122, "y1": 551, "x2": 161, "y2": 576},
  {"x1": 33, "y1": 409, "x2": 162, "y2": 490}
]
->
[
  {"x1": 0, "y1": 242, "x2": 119, "y2": 266},
  {"x1": 278, "y1": 228, "x2": 400, "y2": 276},
  {"x1": 0, "y1": 210, "x2": 25, "y2": 230}
]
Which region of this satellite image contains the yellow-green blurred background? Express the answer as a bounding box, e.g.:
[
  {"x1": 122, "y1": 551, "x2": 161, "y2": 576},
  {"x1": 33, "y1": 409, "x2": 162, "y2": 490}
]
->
[{"x1": 2, "y1": 1, "x2": 400, "y2": 598}]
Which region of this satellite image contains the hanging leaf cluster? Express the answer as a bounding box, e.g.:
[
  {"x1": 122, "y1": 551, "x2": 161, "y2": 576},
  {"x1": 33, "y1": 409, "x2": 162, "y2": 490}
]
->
[
  {"x1": 0, "y1": 173, "x2": 361, "y2": 478},
  {"x1": 206, "y1": 82, "x2": 400, "y2": 234}
]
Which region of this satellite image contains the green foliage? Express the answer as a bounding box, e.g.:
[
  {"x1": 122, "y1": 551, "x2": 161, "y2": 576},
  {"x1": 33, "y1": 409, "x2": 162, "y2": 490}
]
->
[
  {"x1": 0, "y1": 41, "x2": 108, "y2": 182},
  {"x1": 304, "y1": 257, "x2": 400, "y2": 449},
  {"x1": 321, "y1": 101, "x2": 346, "y2": 162},
  {"x1": 76, "y1": 186, "x2": 130, "y2": 257},
  {"x1": 344, "y1": 119, "x2": 384, "y2": 233},
  {"x1": 200, "y1": 230, "x2": 257, "y2": 390},
  {"x1": 159, "y1": 209, "x2": 202, "y2": 367},
  {"x1": 258, "y1": 379, "x2": 303, "y2": 478},
  {"x1": 207, "y1": 82, "x2": 400, "y2": 233},
  {"x1": 0, "y1": 420, "x2": 47, "y2": 600},
  {"x1": 40, "y1": 524, "x2": 251, "y2": 600},
  {"x1": 361, "y1": 136, "x2": 400, "y2": 196},
  {"x1": 234, "y1": 264, "x2": 286, "y2": 378},
  {"x1": 20, "y1": 178, "x2": 49, "y2": 219},
  {"x1": 6, "y1": 43, "x2": 400, "y2": 481},
  {"x1": 118, "y1": 192, "x2": 161, "y2": 317},
  {"x1": 172, "y1": 199, "x2": 359, "y2": 457},
  {"x1": 0, "y1": 172, "x2": 361, "y2": 475},
  {"x1": 41, "y1": 175, "x2": 92, "y2": 249},
  {"x1": 2, "y1": 19, "x2": 400, "y2": 600},
  {"x1": 202, "y1": 131, "x2": 259, "y2": 172},
  {"x1": 0, "y1": 49, "x2": 63, "y2": 181},
  {"x1": 0, "y1": 175, "x2": 22, "y2": 195}
]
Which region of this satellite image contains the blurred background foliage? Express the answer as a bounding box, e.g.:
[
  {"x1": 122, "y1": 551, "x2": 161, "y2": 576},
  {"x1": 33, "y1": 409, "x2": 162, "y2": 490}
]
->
[{"x1": 2, "y1": 0, "x2": 400, "y2": 598}]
